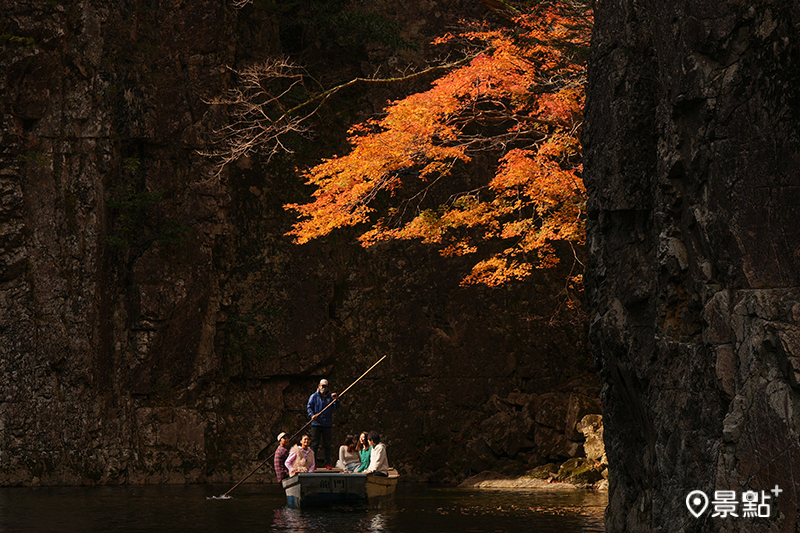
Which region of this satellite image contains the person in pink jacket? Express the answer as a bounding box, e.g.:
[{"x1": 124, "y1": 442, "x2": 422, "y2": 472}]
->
[{"x1": 285, "y1": 435, "x2": 316, "y2": 476}]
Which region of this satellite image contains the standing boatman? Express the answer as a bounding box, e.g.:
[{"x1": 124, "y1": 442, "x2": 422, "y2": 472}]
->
[{"x1": 307, "y1": 378, "x2": 339, "y2": 469}]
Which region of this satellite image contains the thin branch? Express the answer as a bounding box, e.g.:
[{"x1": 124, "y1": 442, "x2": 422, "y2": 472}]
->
[
  {"x1": 202, "y1": 52, "x2": 489, "y2": 177},
  {"x1": 282, "y1": 50, "x2": 487, "y2": 118}
]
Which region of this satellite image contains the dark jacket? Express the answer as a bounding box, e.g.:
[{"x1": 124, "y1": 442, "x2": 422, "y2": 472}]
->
[{"x1": 307, "y1": 391, "x2": 339, "y2": 427}]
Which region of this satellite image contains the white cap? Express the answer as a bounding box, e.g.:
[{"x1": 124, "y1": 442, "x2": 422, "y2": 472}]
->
[
  {"x1": 319, "y1": 379, "x2": 329, "y2": 386},
  {"x1": 277, "y1": 432, "x2": 287, "y2": 442}
]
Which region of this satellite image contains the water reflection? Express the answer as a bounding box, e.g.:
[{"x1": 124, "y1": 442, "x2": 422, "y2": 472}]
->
[
  {"x1": 272, "y1": 508, "x2": 391, "y2": 532},
  {"x1": 0, "y1": 484, "x2": 605, "y2": 533},
  {"x1": 445, "y1": 488, "x2": 607, "y2": 522},
  {"x1": 398, "y1": 487, "x2": 607, "y2": 533},
  {"x1": 369, "y1": 512, "x2": 388, "y2": 532},
  {"x1": 270, "y1": 486, "x2": 605, "y2": 533}
]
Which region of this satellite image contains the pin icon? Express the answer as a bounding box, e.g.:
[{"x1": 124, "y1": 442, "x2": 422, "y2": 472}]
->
[{"x1": 686, "y1": 490, "x2": 709, "y2": 518}]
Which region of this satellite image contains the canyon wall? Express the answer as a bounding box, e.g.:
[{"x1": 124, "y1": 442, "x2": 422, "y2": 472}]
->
[
  {"x1": 584, "y1": 0, "x2": 800, "y2": 530},
  {"x1": 0, "y1": 0, "x2": 592, "y2": 485}
]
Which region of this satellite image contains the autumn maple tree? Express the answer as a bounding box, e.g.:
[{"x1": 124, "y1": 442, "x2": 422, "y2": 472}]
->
[
  {"x1": 285, "y1": 1, "x2": 591, "y2": 294},
  {"x1": 212, "y1": 0, "x2": 591, "y2": 300}
]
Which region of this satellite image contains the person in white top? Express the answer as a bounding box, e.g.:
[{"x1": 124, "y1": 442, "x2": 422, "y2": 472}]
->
[
  {"x1": 363, "y1": 431, "x2": 389, "y2": 476},
  {"x1": 336, "y1": 434, "x2": 361, "y2": 472}
]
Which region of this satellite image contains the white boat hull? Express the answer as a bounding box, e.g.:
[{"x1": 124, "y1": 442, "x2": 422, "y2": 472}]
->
[{"x1": 281, "y1": 471, "x2": 398, "y2": 509}]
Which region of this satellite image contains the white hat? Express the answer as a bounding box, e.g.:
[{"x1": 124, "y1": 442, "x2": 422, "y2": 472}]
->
[
  {"x1": 277, "y1": 432, "x2": 287, "y2": 442},
  {"x1": 319, "y1": 379, "x2": 329, "y2": 386}
]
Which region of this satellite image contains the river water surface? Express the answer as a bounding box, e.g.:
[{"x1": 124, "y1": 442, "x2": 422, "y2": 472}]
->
[{"x1": 0, "y1": 483, "x2": 606, "y2": 532}]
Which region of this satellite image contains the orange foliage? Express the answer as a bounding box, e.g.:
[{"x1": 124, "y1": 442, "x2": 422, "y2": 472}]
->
[{"x1": 285, "y1": 1, "x2": 591, "y2": 292}]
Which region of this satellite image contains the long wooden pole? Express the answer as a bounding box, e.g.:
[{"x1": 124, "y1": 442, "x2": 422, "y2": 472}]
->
[{"x1": 212, "y1": 355, "x2": 388, "y2": 499}]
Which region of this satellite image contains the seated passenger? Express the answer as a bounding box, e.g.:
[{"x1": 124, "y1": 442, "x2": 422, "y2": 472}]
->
[
  {"x1": 274, "y1": 432, "x2": 290, "y2": 482},
  {"x1": 336, "y1": 434, "x2": 361, "y2": 473},
  {"x1": 363, "y1": 431, "x2": 389, "y2": 476},
  {"x1": 356, "y1": 431, "x2": 371, "y2": 473},
  {"x1": 285, "y1": 435, "x2": 316, "y2": 476}
]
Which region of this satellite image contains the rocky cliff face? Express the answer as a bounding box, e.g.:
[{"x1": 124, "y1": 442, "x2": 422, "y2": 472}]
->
[
  {"x1": 1, "y1": 0, "x2": 241, "y2": 485},
  {"x1": 0, "y1": 0, "x2": 592, "y2": 485},
  {"x1": 584, "y1": 0, "x2": 800, "y2": 531}
]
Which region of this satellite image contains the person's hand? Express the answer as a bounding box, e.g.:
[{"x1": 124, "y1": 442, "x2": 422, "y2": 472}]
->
[
  {"x1": 331, "y1": 392, "x2": 338, "y2": 400},
  {"x1": 312, "y1": 413, "x2": 319, "y2": 420}
]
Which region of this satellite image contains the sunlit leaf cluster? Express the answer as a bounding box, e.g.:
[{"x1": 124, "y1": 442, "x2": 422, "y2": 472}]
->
[{"x1": 285, "y1": 1, "x2": 591, "y2": 294}]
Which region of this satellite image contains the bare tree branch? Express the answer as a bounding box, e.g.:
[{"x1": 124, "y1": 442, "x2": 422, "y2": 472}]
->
[{"x1": 202, "y1": 52, "x2": 487, "y2": 177}]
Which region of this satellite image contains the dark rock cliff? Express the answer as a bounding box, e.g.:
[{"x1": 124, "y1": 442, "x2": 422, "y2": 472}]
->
[
  {"x1": 0, "y1": 1, "x2": 592, "y2": 485},
  {"x1": 585, "y1": 0, "x2": 800, "y2": 530}
]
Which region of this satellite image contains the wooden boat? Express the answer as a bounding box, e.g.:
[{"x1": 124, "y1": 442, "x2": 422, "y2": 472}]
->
[{"x1": 281, "y1": 469, "x2": 399, "y2": 509}]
